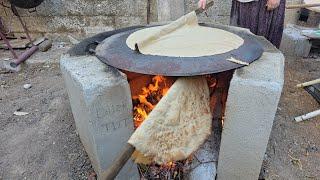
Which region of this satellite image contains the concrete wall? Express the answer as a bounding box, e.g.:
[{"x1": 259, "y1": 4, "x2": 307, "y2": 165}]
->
[
  {"x1": 0, "y1": 0, "x2": 148, "y2": 37},
  {"x1": 0, "y1": 0, "x2": 231, "y2": 38},
  {"x1": 155, "y1": 0, "x2": 300, "y2": 26},
  {"x1": 0, "y1": 0, "x2": 302, "y2": 39},
  {"x1": 154, "y1": 0, "x2": 231, "y2": 24}
]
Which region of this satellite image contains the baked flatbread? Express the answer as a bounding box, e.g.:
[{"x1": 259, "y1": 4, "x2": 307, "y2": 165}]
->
[{"x1": 128, "y1": 77, "x2": 212, "y2": 164}]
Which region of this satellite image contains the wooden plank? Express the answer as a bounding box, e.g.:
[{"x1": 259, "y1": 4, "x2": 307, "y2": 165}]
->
[{"x1": 286, "y1": 3, "x2": 320, "y2": 9}]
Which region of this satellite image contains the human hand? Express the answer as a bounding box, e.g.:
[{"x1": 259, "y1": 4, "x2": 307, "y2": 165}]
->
[
  {"x1": 198, "y1": 0, "x2": 207, "y2": 9},
  {"x1": 266, "y1": 0, "x2": 280, "y2": 11}
]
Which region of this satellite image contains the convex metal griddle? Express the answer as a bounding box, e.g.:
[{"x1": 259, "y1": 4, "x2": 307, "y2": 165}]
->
[{"x1": 95, "y1": 2, "x2": 263, "y2": 77}]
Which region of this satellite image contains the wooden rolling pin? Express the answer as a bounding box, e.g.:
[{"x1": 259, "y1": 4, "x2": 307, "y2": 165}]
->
[{"x1": 286, "y1": 3, "x2": 320, "y2": 9}]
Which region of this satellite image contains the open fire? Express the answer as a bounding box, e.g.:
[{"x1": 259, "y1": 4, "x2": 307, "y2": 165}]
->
[
  {"x1": 129, "y1": 73, "x2": 226, "y2": 179},
  {"x1": 131, "y1": 75, "x2": 188, "y2": 178},
  {"x1": 132, "y1": 75, "x2": 173, "y2": 128},
  {"x1": 132, "y1": 75, "x2": 221, "y2": 129}
]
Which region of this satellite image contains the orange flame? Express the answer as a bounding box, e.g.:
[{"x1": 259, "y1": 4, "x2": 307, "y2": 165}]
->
[{"x1": 133, "y1": 75, "x2": 170, "y2": 128}]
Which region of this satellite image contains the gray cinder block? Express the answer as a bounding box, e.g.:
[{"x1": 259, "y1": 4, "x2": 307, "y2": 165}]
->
[
  {"x1": 280, "y1": 26, "x2": 312, "y2": 57},
  {"x1": 60, "y1": 55, "x2": 138, "y2": 180},
  {"x1": 217, "y1": 51, "x2": 284, "y2": 180}
]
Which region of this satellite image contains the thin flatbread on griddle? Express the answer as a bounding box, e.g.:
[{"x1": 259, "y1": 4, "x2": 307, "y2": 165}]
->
[{"x1": 126, "y1": 11, "x2": 244, "y2": 57}]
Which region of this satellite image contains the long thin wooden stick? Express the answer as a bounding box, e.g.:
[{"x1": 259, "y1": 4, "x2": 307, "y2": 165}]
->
[
  {"x1": 104, "y1": 144, "x2": 135, "y2": 180},
  {"x1": 296, "y1": 78, "x2": 320, "y2": 88},
  {"x1": 286, "y1": 3, "x2": 320, "y2": 9}
]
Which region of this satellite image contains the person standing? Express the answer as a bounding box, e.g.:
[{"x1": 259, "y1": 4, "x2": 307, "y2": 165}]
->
[{"x1": 199, "y1": 0, "x2": 285, "y2": 48}]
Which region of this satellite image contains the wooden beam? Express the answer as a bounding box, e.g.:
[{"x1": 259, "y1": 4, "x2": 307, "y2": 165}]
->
[{"x1": 286, "y1": 3, "x2": 320, "y2": 9}]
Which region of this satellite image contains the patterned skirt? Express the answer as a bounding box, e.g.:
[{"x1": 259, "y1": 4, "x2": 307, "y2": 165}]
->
[{"x1": 230, "y1": 0, "x2": 286, "y2": 48}]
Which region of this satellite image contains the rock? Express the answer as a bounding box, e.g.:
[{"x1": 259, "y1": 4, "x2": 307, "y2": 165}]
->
[
  {"x1": 23, "y1": 84, "x2": 32, "y2": 89},
  {"x1": 0, "y1": 60, "x2": 21, "y2": 72},
  {"x1": 38, "y1": 39, "x2": 53, "y2": 52},
  {"x1": 13, "y1": 111, "x2": 29, "y2": 116}
]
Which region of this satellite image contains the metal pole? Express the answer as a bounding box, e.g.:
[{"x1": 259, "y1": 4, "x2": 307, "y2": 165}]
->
[
  {"x1": 0, "y1": 19, "x2": 18, "y2": 59},
  {"x1": 10, "y1": 45, "x2": 38, "y2": 67},
  {"x1": 295, "y1": 109, "x2": 320, "y2": 122},
  {"x1": 11, "y1": 5, "x2": 33, "y2": 44}
]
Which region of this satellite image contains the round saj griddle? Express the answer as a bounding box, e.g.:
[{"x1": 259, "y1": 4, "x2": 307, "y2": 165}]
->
[{"x1": 95, "y1": 24, "x2": 264, "y2": 76}]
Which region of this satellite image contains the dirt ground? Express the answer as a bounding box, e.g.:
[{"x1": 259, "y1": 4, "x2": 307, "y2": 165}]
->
[
  {"x1": 262, "y1": 55, "x2": 320, "y2": 180},
  {"x1": 0, "y1": 50, "x2": 319, "y2": 179},
  {"x1": 0, "y1": 61, "x2": 94, "y2": 179}
]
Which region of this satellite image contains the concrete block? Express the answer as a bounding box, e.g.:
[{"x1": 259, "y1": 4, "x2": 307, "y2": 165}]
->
[
  {"x1": 60, "y1": 55, "x2": 139, "y2": 180},
  {"x1": 280, "y1": 26, "x2": 312, "y2": 57},
  {"x1": 217, "y1": 52, "x2": 284, "y2": 180}
]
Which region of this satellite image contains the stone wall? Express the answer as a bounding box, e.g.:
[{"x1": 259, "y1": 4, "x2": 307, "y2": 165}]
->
[
  {"x1": 0, "y1": 0, "x2": 148, "y2": 37},
  {"x1": 155, "y1": 0, "x2": 300, "y2": 26},
  {"x1": 153, "y1": 0, "x2": 231, "y2": 24},
  {"x1": 0, "y1": 0, "x2": 302, "y2": 39}
]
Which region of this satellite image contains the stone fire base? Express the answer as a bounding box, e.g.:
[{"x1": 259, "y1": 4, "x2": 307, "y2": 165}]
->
[
  {"x1": 217, "y1": 51, "x2": 284, "y2": 180},
  {"x1": 60, "y1": 26, "x2": 284, "y2": 180},
  {"x1": 60, "y1": 55, "x2": 139, "y2": 180}
]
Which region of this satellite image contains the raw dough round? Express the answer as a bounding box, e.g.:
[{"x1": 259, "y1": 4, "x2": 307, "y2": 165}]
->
[{"x1": 126, "y1": 25, "x2": 244, "y2": 57}]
